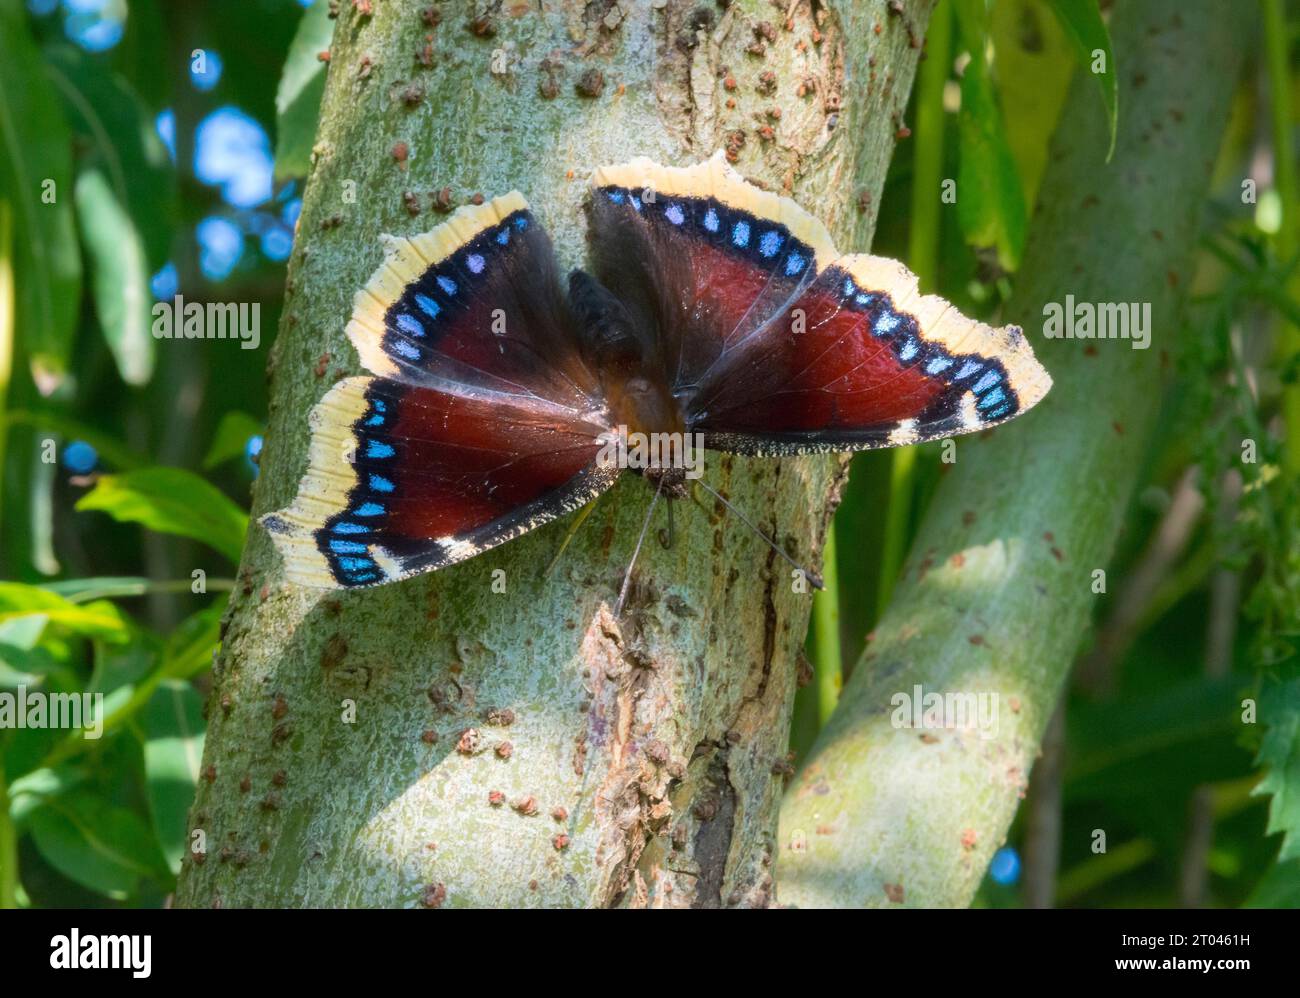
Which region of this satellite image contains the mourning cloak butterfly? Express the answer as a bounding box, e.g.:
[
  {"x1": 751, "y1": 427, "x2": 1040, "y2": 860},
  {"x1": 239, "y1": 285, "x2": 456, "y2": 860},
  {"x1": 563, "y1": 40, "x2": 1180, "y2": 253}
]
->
[{"x1": 262, "y1": 153, "x2": 1051, "y2": 589}]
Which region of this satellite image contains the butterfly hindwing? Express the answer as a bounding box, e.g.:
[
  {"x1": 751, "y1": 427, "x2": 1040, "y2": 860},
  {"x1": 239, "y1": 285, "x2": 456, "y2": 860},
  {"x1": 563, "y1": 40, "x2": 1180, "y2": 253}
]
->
[
  {"x1": 260, "y1": 376, "x2": 617, "y2": 588},
  {"x1": 690, "y1": 254, "x2": 1052, "y2": 454},
  {"x1": 347, "y1": 193, "x2": 602, "y2": 413}
]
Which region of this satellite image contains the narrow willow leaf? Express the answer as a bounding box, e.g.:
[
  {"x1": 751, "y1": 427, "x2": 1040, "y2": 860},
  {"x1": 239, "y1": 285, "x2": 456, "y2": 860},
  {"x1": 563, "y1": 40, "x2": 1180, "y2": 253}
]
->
[
  {"x1": 136, "y1": 679, "x2": 206, "y2": 873},
  {"x1": 954, "y1": 0, "x2": 1028, "y2": 269},
  {"x1": 1046, "y1": 0, "x2": 1118, "y2": 160},
  {"x1": 0, "y1": 3, "x2": 82, "y2": 392},
  {"x1": 0, "y1": 582, "x2": 131, "y2": 642},
  {"x1": 74, "y1": 169, "x2": 155, "y2": 385},
  {"x1": 44, "y1": 44, "x2": 175, "y2": 269},
  {"x1": 991, "y1": 0, "x2": 1075, "y2": 210}
]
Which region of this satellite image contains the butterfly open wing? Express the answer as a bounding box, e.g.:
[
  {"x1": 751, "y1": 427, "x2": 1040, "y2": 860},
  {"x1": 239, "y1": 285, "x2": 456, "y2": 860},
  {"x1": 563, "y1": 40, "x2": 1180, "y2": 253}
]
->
[
  {"x1": 262, "y1": 377, "x2": 614, "y2": 587},
  {"x1": 262, "y1": 195, "x2": 616, "y2": 589},
  {"x1": 586, "y1": 153, "x2": 1051, "y2": 455}
]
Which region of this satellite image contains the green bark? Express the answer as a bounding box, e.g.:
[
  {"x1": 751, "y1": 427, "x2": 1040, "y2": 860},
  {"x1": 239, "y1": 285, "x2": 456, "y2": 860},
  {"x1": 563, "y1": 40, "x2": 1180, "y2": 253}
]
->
[
  {"x1": 777, "y1": 0, "x2": 1254, "y2": 908},
  {"x1": 177, "y1": 0, "x2": 932, "y2": 909}
]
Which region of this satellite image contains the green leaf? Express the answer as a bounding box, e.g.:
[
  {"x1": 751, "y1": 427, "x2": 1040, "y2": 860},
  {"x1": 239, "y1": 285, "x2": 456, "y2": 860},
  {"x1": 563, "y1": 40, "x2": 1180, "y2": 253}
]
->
[
  {"x1": 1254, "y1": 677, "x2": 1300, "y2": 862},
  {"x1": 0, "y1": 614, "x2": 48, "y2": 650},
  {"x1": 4, "y1": 409, "x2": 147, "y2": 469},
  {"x1": 43, "y1": 576, "x2": 157, "y2": 603},
  {"x1": 75, "y1": 467, "x2": 250, "y2": 564},
  {"x1": 6, "y1": 765, "x2": 86, "y2": 825},
  {"x1": 73, "y1": 169, "x2": 154, "y2": 385},
  {"x1": 1246, "y1": 858, "x2": 1300, "y2": 908},
  {"x1": 135, "y1": 679, "x2": 205, "y2": 873},
  {"x1": 0, "y1": 2, "x2": 82, "y2": 392},
  {"x1": 0, "y1": 642, "x2": 61, "y2": 688},
  {"x1": 161, "y1": 604, "x2": 223, "y2": 681},
  {"x1": 990, "y1": 0, "x2": 1075, "y2": 210},
  {"x1": 202, "y1": 410, "x2": 263, "y2": 469},
  {"x1": 43, "y1": 44, "x2": 175, "y2": 269},
  {"x1": 0, "y1": 582, "x2": 131, "y2": 642},
  {"x1": 1046, "y1": 0, "x2": 1118, "y2": 161},
  {"x1": 274, "y1": 0, "x2": 335, "y2": 180},
  {"x1": 954, "y1": 0, "x2": 1028, "y2": 270},
  {"x1": 27, "y1": 791, "x2": 169, "y2": 898}
]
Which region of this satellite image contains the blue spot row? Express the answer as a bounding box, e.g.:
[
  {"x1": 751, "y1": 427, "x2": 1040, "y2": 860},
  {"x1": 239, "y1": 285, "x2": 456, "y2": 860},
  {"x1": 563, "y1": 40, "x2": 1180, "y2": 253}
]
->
[
  {"x1": 601, "y1": 186, "x2": 815, "y2": 291},
  {"x1": 383, "y1": 210, "x2": 531, "y2": 371},
  {"x1": 316, "y1": 387, "x2": 408, "y2": 586},
  {"x1": 836, "y1": 270, "x2": 1020, "y2": 425}
]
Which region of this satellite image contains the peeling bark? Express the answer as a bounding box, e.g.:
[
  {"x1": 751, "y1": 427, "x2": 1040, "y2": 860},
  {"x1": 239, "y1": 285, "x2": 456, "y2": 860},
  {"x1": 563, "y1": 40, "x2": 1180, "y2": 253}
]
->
[{"x1": 176, "y1": 0, "x2": 930, "y2": 909}]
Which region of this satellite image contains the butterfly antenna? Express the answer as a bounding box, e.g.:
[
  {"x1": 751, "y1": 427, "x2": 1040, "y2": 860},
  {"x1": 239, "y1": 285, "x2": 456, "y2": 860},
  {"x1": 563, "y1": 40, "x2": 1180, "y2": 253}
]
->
[
  {"x1": 615, "y1": 477, "x2": 664, "y2": 618},
  {"x1": 692, "y1": 478, "x2": 824, "y2": 590}
]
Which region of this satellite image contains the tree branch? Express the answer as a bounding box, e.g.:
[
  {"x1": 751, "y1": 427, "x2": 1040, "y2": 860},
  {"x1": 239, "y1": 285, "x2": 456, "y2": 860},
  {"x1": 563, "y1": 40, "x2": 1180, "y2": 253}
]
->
[{"x1": 777, "y1": 0, "x2": 1254, "y2": 908}]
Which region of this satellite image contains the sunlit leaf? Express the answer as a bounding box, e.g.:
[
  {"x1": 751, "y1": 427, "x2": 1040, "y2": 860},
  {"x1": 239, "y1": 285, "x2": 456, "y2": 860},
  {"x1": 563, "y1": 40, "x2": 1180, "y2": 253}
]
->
[
  {"x1": 991, "y1": 0, "x2": 1074, "y2": 210},
  {"x1": 75, "y1": 467, "x2": 250, "y2": 564},
  {"x1": 954, "y1": 0, "x2": 1027, "y2": 270},
  {"x1": 0, "y1": 582, "x2": 131, "y2": 642},
  {"x1": 274, "y1": 0, "x2": 335, "y2": 180}
]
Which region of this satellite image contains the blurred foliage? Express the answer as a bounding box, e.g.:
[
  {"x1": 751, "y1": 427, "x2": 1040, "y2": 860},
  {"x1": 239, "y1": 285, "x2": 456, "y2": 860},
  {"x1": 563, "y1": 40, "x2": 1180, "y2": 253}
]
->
[{"x1": 0, "y1": 0, "x2": 1295, "y2": 909}]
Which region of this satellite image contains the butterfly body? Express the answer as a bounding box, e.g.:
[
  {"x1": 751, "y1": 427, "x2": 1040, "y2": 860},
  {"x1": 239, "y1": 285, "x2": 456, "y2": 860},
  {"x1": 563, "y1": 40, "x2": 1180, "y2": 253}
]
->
[{"x1": 263, "y1": 154, "x2": 1051, "y2": 590}]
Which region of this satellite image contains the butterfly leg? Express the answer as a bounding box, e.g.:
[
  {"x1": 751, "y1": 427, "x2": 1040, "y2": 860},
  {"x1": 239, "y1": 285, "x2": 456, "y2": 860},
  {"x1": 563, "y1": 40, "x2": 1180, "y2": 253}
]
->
[
  {"x1": 615, "y1": 478, "x2": 665, "y2": 618},
  {"x1": 657, "y1": 497, "x2": 675, "y2": 550}
]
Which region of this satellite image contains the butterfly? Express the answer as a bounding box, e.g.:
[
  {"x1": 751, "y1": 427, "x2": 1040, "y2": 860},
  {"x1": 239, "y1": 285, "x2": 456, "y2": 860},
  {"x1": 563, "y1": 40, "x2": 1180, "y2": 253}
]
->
[{"x1": 261, "y1": 152, "x2": 1051, "y2": 590}]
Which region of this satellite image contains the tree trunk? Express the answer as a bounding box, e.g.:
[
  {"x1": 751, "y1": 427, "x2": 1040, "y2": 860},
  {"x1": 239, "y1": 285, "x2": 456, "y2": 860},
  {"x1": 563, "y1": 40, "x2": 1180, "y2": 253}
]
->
[
  {"x1": 777, "y1": 0, "x2": 1253, "y2": 908},
  {"x1": 177, "y1": 0, "x2": 931, "y2": 909}
]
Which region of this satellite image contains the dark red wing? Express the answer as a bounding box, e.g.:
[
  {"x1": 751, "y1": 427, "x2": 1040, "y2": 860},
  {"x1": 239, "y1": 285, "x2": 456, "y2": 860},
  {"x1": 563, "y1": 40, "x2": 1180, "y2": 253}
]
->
[
  {"x1": 261, "y1": 377, "x2": 616, "y2": 588},
  {"x1": 586, "y1": 156, "x2": 838, "y2": 394},
  {"x1": 347, "y1": 192, "x2": 603, "y2": 414},
  {"x1": 587, "y1": 156, "x2": 1051, "y2": 454},
  {"x1": 264, "y1": 193, "x2": 622, "y2": 589}
]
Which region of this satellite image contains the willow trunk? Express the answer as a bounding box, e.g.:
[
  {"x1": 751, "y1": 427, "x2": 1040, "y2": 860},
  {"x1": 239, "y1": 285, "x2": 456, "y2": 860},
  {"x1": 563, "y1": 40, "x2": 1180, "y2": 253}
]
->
[{"x1": 176, "y1": 0, "x2": 931, "y2": 909}]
